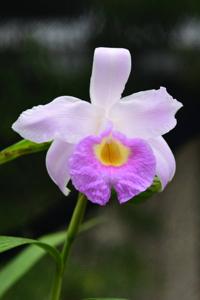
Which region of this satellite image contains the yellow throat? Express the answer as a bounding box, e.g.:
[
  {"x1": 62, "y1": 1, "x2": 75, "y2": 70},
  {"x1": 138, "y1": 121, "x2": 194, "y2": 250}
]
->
[{"x1": 94, "y1": 137, "x2": 130, "y2": 167}]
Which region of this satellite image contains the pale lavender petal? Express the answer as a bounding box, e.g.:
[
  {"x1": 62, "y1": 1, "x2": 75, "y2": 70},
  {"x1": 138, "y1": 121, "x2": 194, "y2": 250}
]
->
[
  {"x1": 46, "y1": 139, "x2": 74, "y2": 195},
  {"x1": 12, "y1": 96, "x2": 102, "y2": 144},
  {"x1": 90, "y1": 47, "x2": 131, "y2": 110},
  {"x1": 69, "y1": 131, "x2": 156, "y2": 205},
  {"x1": 149, "y1": 136, "x2": 176, "y2": 190},
  {"x1": 109, "y1": 87, "x2": 183, "y2": 139}
]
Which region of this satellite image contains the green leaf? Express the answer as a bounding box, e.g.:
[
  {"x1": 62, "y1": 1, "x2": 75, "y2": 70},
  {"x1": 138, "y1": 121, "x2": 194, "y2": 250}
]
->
[
  {"x1": 0, "y1": 231, "x2": 65, "y2": 298},
  {"x1": 132, "y1": 176, "x2": 162, "y2": 204},
  {"x1": 0, "y1": 139, "x2": 50, "y2": 165},
  {"x1": 0, "y1": 217, "x2": 103, "y2": 298},
  {"x1": 0, "y1": 236, "x2": 61, "y2": 265}
]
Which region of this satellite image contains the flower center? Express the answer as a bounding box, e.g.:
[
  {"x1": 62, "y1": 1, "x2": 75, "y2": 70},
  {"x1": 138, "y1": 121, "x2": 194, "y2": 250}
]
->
[{"x1": 94, "y1": 137, "x2": 130, "y2": 167}]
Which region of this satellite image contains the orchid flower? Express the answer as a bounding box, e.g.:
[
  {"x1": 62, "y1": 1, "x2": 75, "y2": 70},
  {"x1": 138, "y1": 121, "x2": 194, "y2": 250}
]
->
[{"x1": 12, "y1": 48, "x2": 182, "y2": 205}]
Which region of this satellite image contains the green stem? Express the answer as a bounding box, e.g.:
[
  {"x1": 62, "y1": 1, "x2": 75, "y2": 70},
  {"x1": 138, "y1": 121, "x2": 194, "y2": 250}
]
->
[
  {"x1": 51, "y1": 193, "x2": 87, "y2": 300},
  {"x1": 50, "y1": 266, "x2": 63, "y2": 300}
]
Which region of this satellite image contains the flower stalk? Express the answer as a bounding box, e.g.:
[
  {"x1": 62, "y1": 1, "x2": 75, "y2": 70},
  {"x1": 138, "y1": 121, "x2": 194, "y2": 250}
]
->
[{"x1": 51, "y1": 193, "x2": 87, "y2": 300}]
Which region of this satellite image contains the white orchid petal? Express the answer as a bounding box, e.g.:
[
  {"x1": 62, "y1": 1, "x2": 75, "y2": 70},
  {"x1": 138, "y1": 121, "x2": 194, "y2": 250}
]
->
[
  {"x1": 12, "y1": 96, "x2": 100, "y2": 144},
  {"x1": 149, "y1": 137, "x2": 176, "y2": 189},
  {"x1": 110, "y1": 87, "x2": 183, "y2": 139},
  {"x1": 90, "y1": 47, "x2": 131, "y2": 110},
  {"x1": 46, "y1": 139, "x2": 74, "y2": 195}
]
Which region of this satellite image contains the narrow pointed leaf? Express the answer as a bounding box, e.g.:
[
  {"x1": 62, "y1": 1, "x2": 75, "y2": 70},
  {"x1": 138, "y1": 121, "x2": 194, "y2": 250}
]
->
[
  {"x1": 0, "y1": 231, "x2": 64, "y2": 298},
  {"x1": 0, "y1": 139, "x2": 50, "y2": 165},
  {"x1": 0, "y1": 217, "x2": 103, "y2": 298},
  {"x1": 0, "y1": 236, "x2": 61, "y2": 265}
]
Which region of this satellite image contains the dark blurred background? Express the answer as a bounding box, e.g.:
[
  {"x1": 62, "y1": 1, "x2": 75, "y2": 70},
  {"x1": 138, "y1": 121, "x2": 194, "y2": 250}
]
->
[{"x1": 0, "y1": 1, "x2": 199, "y2": 299}]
